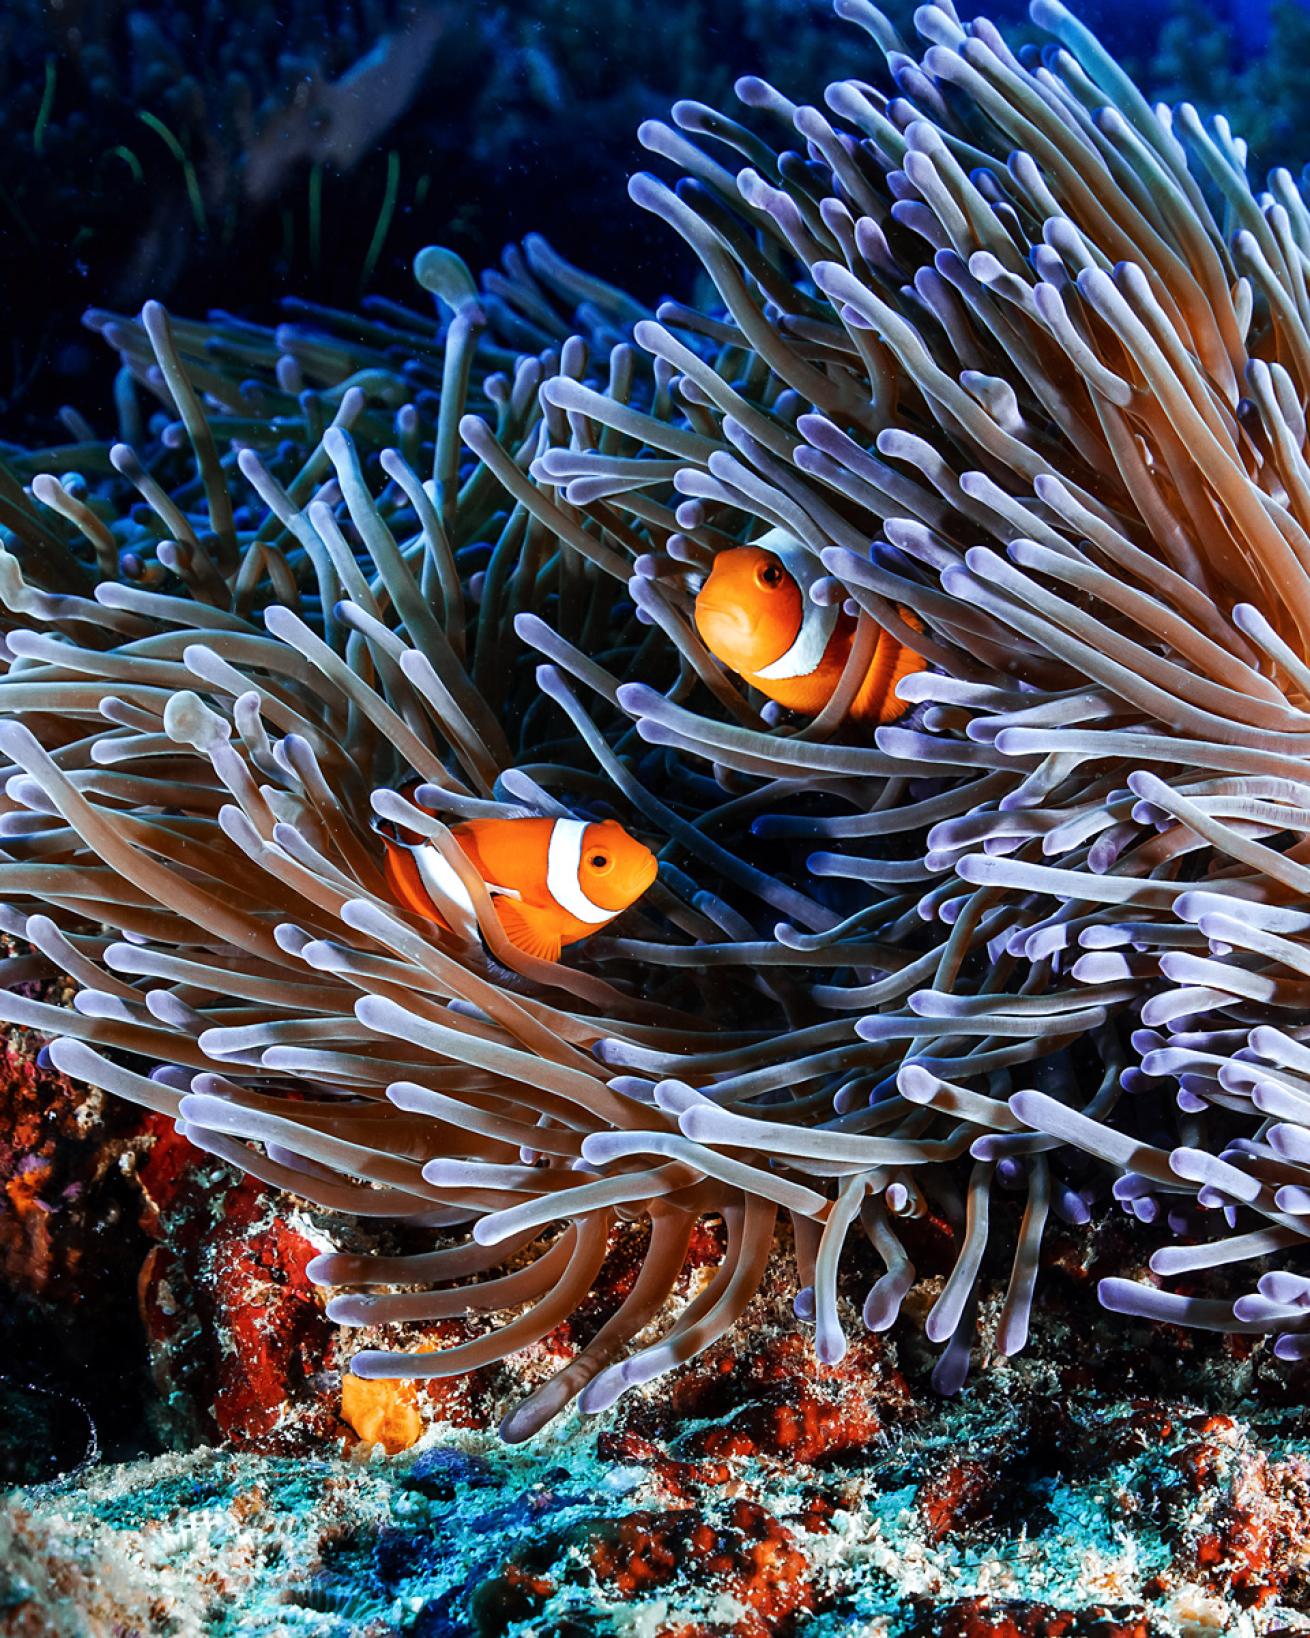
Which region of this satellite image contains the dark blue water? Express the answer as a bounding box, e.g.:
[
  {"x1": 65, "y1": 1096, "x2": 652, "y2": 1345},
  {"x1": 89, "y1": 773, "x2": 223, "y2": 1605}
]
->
[{"x1": 0, "y1": 0, "x2": 1303, "y2": 436}]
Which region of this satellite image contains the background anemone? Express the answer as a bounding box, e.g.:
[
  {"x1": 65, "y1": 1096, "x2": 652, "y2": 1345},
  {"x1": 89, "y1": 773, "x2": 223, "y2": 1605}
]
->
[
  {"x1": 0, "y1": 0, "x2": 864, "y2": 435},
  {"x1": 515, "y1": 0, "x2": 1310, "y2": 1369},
  {"x1": 5, "y1": 0, "x2": 1310, "y2": 1435}
]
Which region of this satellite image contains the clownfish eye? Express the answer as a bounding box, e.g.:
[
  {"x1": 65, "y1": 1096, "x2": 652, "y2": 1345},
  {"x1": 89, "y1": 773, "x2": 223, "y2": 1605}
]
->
[
  {"x1": 589, "y1": 851, "x2": 612, "y2": 873},
  {"x1": 756, "y1": 559, "x2": 785, "y2": 590}
]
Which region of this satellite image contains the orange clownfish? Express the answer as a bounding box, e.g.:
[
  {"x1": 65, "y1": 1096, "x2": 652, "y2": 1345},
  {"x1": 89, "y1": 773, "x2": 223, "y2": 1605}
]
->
[
  {"x1": 379, "y1": 796, "x2": 658, "y2": 964},
  {"x1": 693, "y1": 527, "x2": 926, "y2": 724}
]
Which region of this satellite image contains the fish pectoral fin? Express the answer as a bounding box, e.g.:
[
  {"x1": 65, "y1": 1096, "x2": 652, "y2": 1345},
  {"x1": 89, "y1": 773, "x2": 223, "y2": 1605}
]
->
[
  {"x1": 493, "y1": 900, "x2": 564, "y2": 963},
  {"x1": 745, "y1": 666, "x2": 836, "y2": 715}
]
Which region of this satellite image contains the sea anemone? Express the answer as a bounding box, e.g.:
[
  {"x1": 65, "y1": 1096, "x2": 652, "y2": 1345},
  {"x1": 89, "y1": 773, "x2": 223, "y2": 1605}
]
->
[
  {"x1": 516, "y1": 0, "x2": 1310, "y2": 1359},
  {"x1": 5, "y1": 0, "x2": 1310, "y2": 1434}
]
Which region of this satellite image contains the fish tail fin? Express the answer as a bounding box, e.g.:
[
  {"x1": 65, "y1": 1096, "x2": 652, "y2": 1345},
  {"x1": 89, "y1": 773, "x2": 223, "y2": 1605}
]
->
[{"x1": 878, "y1": 638, "x2": 929, "y2": 724}]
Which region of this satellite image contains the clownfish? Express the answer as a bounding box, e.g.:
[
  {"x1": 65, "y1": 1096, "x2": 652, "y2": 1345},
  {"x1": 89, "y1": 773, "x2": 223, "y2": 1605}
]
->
[
  {"x1": 693, "y1": 527, "x2": 926, "y2": 724},
  {"x1": 378, "y1": 793, "x2": 658, "y2": 964}
]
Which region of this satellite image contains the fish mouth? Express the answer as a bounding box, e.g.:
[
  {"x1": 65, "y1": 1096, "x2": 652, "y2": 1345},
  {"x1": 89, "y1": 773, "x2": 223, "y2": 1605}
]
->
[
  {"x1": 635, "y1": 852, "x2": 660, "y2": 898},
  {"x1": 695, "y1": 597, "x2": 758, "y2": 659}
]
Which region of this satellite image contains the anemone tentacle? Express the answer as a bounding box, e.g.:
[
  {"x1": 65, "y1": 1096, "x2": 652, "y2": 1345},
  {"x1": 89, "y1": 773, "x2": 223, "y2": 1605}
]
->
[{"x1": 5, "y1": 0, "x2": 1310, "y2": 1428}]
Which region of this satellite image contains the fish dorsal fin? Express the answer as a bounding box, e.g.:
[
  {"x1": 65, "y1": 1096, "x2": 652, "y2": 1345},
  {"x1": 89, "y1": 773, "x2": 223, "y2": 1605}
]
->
[
  {"x1": 494, "y1": 900, "x2": 564, "y2": 963},
  {"x1": 882, "y1": 641, "x2": 928, "y2": 723}
]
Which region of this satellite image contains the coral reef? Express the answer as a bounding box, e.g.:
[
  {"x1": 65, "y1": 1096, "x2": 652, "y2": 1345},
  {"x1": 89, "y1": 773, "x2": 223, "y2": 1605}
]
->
[
  {"x1": 8, "y1": 1263, "x2": 1310, "y2": 1635},
  {"x1": 0, "y1": 980, "x2": 159, "y2": 1480},
  {"x1": 133, "y1": 1112, "x2": 341, "y2": 1452},
  {"x1": 5, "y1": 0, "x2": 1310, "y2": 1451}
]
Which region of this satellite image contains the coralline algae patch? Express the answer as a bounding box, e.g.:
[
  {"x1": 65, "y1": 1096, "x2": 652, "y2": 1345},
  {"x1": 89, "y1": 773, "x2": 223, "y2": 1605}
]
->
[
  {"x1": 7, "y1": 1346, "x2": 1310, "y2": 1636},
  {"x1": 0, "y1": 990, "x2": 148, "y2": 1304},
  {"x1": 0, "y1": 1001, "x2": 167, "y2": 1478}
]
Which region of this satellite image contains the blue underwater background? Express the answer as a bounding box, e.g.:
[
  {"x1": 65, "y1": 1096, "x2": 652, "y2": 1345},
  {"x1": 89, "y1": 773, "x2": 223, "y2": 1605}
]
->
[{"x1": 4, "y1": 1, "x2": 1310, "y2": 1635}]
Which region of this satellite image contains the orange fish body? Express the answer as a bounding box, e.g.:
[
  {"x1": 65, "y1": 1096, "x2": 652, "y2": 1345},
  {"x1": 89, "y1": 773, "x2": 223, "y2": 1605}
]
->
[
  {"x1": 693, "y1": 528, "x2": 925, "y2": 724},
  {"x1": 381, "y1": 804, "x2": 657, "y2": 963}
]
